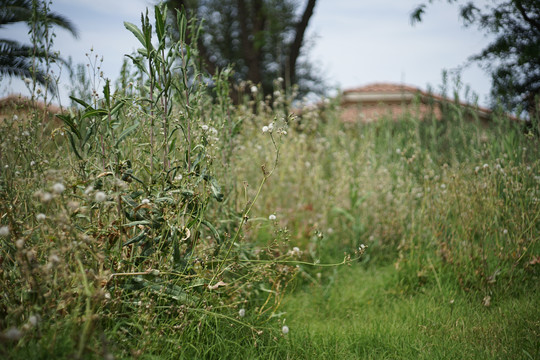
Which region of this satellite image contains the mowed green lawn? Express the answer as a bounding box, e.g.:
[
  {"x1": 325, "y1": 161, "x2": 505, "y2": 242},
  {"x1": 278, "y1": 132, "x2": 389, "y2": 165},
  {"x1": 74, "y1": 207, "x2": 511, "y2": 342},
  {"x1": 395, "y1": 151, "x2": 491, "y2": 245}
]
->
[{"x1": 280, "y1": 264, "x2": 539, "y2": 360}]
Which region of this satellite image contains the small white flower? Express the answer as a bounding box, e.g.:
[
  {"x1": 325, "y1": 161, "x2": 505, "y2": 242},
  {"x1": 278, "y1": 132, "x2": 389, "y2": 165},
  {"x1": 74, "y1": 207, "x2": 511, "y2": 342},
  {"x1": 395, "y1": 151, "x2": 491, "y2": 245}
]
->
[
  {"x1": 239, "y1": 308, "x2": 246, "y2": 317},
  {"x1": 22, "y1": 131, "x2": 30, "y2": 137},
  {"x1": 95, "y1": 191, "x2": 107, "y2": 202},
  {"x1": 277, "y1": 77, "x2": 284, "y2": 83},
  {"x1": 36, "y1": 213, "x2": 46, "y2": 221},
  {"x1": 201, "y1": 124, "x2": 209, "y2": 131},
  {"x1": 48, "y1": 254, "x2": 60, "y2": 264},
  {"x1": 174, "y1": 174, "x2": 183, "y2": 181},
  {"x1": 251, "y1": 85, "x2": 258, "y2": 94},
  {"x1": 104, "y1": 292, "x2": 111, "y2": 300},
  {"x1": 141, "y1": 198, "x2": 150, "y2": 205},
  {"x1": 0, "y1": 226, "x2": 9, "y2": 237},
  {"x1": 30, "y1": 161, "x2": 36, "y2": 167},
  {"x1": 440, "y1": 184, "x2": 446, "y2": 190},
  {"x1": 269, "y1": 214, "x2": 277, "y2": 221},
  {"x1": 262, "y1": 126, "x2": 269, "y2": 133},
  {"x1": 15, "y1": 239, "x2": 25, "y2": 249},
  {"x1": 282, "y1": 325, "x2": 289, "y2": 334},
  {"x1": 483, "y1": 164, "x2": 489, "y2": 169},
  {"x1": 396, "y1": 148, "x2": 401, "y2": 154},
  {"x1": 13, "y1": 115, "x2": 18, "y2": 121},
  {"x1": 41, "y1": 192, "x2": 52, "y2": 202},
  {"x1": 84, "y1": 185, "x2": 94, "y2": 195},
  {"x1": 52, "y1": 183, "x2": 65, "y2": 194},
  {"x1": 503, "y1": 229, "x2": 508, "y2": 235},
  {"x1": 474, "y1": 166, "x2": 480, "y2": 173},
  {"x1": 28, "y1": 315, "x2": 38, "y2": 326},
  {"x1": 359, "y1": 244, "x2": 366, "y2": 251},
  {"x1": 3, "y1": 327, "x2": 22, "y2": 340}
]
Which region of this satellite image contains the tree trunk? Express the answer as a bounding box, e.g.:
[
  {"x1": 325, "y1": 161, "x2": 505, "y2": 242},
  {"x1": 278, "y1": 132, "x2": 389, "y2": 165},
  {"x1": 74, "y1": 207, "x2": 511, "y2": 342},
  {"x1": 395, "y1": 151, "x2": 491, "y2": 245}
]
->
[{"x1": 287, "y1": 0, "x2": 317, "y2": 86}]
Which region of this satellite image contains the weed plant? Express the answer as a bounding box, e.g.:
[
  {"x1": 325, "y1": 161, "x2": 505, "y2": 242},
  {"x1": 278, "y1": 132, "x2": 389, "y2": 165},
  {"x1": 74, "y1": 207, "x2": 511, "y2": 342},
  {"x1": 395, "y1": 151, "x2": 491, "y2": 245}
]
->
[{"x1": 0, "y1": 2, "x2": 539, "y2": 359}]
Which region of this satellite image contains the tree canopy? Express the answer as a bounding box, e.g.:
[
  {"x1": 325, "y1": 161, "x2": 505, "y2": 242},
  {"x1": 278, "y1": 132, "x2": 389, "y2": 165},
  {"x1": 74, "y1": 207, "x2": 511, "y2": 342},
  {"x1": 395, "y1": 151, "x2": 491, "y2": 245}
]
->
[
  {"x1": 163, "y1": 0, "x2": 321, "y2": 99},
  {"x1": 411, "y1": 0, "x2": 540, "y2": 115},
  {"x1": 0, "y1": 0, "x2": 78, "y2": 89}
]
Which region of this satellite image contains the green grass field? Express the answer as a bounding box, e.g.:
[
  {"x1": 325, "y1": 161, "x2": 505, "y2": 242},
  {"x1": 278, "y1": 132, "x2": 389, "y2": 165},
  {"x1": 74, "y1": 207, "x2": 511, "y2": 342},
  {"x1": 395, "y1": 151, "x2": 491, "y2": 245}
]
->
[{"x1": 1, "y1": 7, "x2": 539, "y2": 359}]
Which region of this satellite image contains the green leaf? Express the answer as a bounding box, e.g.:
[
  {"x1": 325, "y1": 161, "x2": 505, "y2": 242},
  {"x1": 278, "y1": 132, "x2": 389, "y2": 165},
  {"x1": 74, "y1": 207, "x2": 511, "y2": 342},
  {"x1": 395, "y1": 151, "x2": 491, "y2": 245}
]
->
[
  {"x1": 56, "y1": 113, "x2": 81, "y2": 139},
  {"x1": 123, "y1": 220, "x2": 151, "y2": 227},
  {"x1": 124, "y1": 21, "x2": 146, "y2": 47},
  {"x1": 123, "y1": 230, "x2": 147, "y2": 247},
  {"x1": 115, "y1": 121, "x2": 140, "y2": 147},
  {"x1": 69, "y1": 96, "x2": 92, "y2": 110},
  {"x1": 201, "y1": 219, "x2": 222, "y2": 244},
  {"x1": 154, "y1": 5, "x2": 166, "y2": 43}
]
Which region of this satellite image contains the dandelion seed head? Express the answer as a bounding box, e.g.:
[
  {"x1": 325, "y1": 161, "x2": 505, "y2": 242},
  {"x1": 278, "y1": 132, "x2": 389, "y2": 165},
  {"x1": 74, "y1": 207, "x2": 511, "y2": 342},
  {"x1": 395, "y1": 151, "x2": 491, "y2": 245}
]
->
[
  {"x1": 201, "y1": 124, "x2": 209, "y2": 131},
  {"x1": 3, "y1": 327, "x2": 22, "y2": 341},
  {"x1": 141, "y1": 198, "x2": 150, "y2": 205},
  {"x1": 28, "y1": 315, "x2": 38, "y2": 326},
  {"x1": 262, "y1": 126, "x2": 269, "y2": 133},
  {"x1": 174, "y1": 174, "x2": 183, "y2": 181},
  {"x1": 269, "y1": 214, "x2": 277, "y2": 221},
  {"x1": 282, "y1": 325, "x2": 289, "y2": 334},
  {"x1": 36, "y1": 213, "x2": 46, "y2": 221},
  {"x1": 239, "y1": 308, "x2": 246, "y2": 317},
  {"x1": 0, "y1": 226, "x2": 9, "y2": 237},
  {"x1": 15, "y1": 239, "x2": 24, "y2": 249},
  {"x1": 52, "y1": 183, "x2": 65, "y2": 194},
  {"x1": 250, "y1": 85, "x2": 258, "y2": 94},
  {"x1": 95, "y1": 191, "x2": 107, "y2": 202},
  {"x1": 483, "y1": 164, "x2": 489, "y2": 169}
]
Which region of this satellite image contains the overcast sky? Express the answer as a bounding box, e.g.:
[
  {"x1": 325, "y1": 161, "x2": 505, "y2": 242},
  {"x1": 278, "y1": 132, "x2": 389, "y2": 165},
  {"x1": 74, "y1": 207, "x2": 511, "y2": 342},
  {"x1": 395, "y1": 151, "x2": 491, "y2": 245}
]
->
[{"x1": 1, "y1": 0, "x2": 493, "y2": 106}]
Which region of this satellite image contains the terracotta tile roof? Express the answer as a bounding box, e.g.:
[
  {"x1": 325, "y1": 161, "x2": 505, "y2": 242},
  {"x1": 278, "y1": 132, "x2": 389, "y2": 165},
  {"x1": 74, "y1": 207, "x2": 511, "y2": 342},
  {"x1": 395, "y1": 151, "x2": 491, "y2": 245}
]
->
[{"x1": 343, "y1": 83, "x2": 422, "y2": 95}]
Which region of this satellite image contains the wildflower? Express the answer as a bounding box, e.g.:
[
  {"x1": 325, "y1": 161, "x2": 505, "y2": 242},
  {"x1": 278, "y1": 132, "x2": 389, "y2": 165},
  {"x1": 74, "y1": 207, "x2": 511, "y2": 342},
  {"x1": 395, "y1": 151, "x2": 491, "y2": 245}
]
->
[
  {"x1": 396, "y1": 148, "x2": 401, "y2": 154},
  {"x1": 49, "y1": 254, "x2": 60, "y2": 264},
  {"x1": 95, "y1": 191, "x2": 107, "y2": 202},
  {"x1": 269, "y1": 214, "x2": 277, "y2": 221},
  {"x1": 28, "y1": 315, "x2": 38, "y2": 326},
  {"x1": 440, "y1": 184, "x2": 446, "y2": 190},
  {"x1": 13, "y1": 114, "x2": 18, "y2": 121},
  {"x1": 293, "y1": 246, "x2": 300, "y2": 254},
  {"x1": 277, "y1": 77, "x2": 284, "y2": 83},
  {"x1": 141, "y1": 198, "x2": 150, "y2": 205},
  {"x1": 174, "y1": 174, "x2": 183, "y2": 181},
  {"x1": 359, "y1": 244, "x2": 366, "y2": 251},
  {"x1": 239, "y1": 308, "x2": 246, "y2": 318},
  {"x1": 251, "y1": 85, "x2": 258, "y2": 94},
  {"x1": 3, "y1": 327, "x2": 22, "y2": 341},
  {"x1": 262, "y1": 126, "x2": 269, "y2": 133},
  {"x1": 40, "y1": 192, "x2": 53, "y2": 202},
  {"x1": 483, "y1": 163, "x2": 489, "y2": 169},
  {"x1": 15, "y1": 239, "x2": 24, "y2": 249},
  {"x1": 201, "y1": 124, "x2": 209, "y2": 131},
  {"x1": 52, "y1": 182, "x2": 65, "y2": 194},
  {"x1": 282, "y1": 325, "x2": 289, "y2": 334},
  {"x1": 84, "y1": 185, "x2": 94, "y2": 195},
  {"x1": 24, "y1": 77, "x2": 32, "y2": 85},
  {"x1": 503, "y1": 229, "x2": 508, "y2": 235},
  {"x1": 0, "y1": 226, "x2": 9, "y2": 237},
  {"x1": 30, "y1": 161, "x2": 36, "y2": 167},
  {"x1": 36, "y1": 213, "x2": 46, "y2": 221}
]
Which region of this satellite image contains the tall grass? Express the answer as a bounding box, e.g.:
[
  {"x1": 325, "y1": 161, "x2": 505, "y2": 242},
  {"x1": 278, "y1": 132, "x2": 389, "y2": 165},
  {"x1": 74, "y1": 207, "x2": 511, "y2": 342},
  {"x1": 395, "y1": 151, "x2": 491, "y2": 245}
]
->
[{"x1": 1, "y1": 2, "x2": 539, "y2": 359}]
